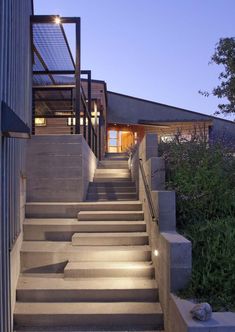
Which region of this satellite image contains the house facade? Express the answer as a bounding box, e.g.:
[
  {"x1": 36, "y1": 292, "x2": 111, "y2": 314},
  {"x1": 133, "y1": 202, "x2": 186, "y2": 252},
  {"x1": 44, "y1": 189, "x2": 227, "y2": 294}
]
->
[
  {"x1": 34, "y1": 79, "x2": 235, "y2": 155},
  {"x1": 1, "y1": 1, "x2": 235, "y2": 331}
]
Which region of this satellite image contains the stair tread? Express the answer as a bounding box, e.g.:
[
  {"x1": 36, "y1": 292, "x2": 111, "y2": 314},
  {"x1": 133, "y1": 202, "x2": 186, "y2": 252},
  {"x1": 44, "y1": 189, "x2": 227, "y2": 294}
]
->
[
  {"x1": 78, "y1": 211, "x2": 144, "y2": 215},
  {"x1": 26, "y1": 201, "x2": 141, "y2": 206},
  {"x1": 24, "y1": 219, "x2": 146, "y2": 226},
  {"x1": 14, "y1": 326, "x2": 164, "y2": 332},
  {"x1": 87, "y1": 192, "x2": 137, "y2": 195},
  {"x1": 14, "y1": 302, "x2": 162, "y2": 315},
  {"x1": 95, "y1": 169, "x2": 130, "y2": 172},
  {"x1": 17, "y1": 276, "x2": 157, "y2": 290},
  {"x1": 21, "y1": 241, "x2": 151, "y2": 252},
  {"x1": 86, "y1": 199, "x2": 138, "y2": 202},
  {"x1": 88, "y1": 190, "x2": 137, "y2": 193},
  {"x1": 72, "y1": 232, "x2": 148, "y2": 238},
  {"x1": 66, "y1": 261, "x2": 153, "y2": 270}
]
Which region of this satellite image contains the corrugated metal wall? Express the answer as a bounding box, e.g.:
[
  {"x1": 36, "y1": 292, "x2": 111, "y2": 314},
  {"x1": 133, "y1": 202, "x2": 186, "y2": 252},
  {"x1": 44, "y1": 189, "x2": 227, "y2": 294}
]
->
[{"x1": 0, "y1": 1, "x2": 32, "y2": 331}]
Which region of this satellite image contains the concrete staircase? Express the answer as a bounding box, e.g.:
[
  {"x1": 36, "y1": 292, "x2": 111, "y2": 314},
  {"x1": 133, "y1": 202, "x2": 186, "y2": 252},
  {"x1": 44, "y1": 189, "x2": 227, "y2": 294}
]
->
[
  {"x1": 86, "y1": 155, "x2": 137, "y2": 201},
  {"x1": 14, "y1": 155, "x2": 164, "y2": 331}
]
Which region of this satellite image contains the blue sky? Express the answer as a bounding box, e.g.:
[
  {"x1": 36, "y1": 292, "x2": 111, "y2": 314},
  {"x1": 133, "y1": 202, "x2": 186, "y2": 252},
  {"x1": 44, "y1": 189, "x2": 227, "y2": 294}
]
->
[{"x1": 34, "y1": 0, "x2": 235, "y2": 119}]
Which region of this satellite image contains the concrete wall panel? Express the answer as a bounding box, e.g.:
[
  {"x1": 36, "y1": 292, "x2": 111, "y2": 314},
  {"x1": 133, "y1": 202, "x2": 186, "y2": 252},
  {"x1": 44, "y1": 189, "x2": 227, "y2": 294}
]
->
[{"x1": 26, "y1": 135, "x2": 97, "y2": 202}]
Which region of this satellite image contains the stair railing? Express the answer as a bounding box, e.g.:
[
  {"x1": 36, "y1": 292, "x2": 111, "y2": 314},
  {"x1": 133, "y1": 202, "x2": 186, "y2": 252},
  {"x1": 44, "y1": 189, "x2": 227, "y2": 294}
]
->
[{"x1": 138, "y1": 158, "x2": 158, "y2": 224}]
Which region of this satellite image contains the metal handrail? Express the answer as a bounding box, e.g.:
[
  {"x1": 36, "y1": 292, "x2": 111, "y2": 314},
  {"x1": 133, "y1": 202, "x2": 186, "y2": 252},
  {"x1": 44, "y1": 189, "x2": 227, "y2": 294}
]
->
[{"x1": 138, "y1": 158, "x2": 158, "y2": 224}]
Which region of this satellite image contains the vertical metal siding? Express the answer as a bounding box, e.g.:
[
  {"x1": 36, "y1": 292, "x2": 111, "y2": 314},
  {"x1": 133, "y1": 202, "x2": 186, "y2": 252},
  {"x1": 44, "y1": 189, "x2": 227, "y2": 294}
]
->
[{"x1": 0, "y1": 1, "x2": 32, "y2": 331}]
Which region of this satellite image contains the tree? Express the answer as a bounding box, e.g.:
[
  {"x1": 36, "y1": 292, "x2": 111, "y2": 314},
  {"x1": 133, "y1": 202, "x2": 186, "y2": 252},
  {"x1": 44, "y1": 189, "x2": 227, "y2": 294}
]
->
[{"x1": 199, "y1": 37, "x2": 235, "y2": 117}]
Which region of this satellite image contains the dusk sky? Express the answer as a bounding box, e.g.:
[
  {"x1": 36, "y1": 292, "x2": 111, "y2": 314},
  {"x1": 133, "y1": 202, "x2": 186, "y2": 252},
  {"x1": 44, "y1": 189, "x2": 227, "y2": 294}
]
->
[{"x1": 34, "y1": 0, "x2": 235, "y2": 120}]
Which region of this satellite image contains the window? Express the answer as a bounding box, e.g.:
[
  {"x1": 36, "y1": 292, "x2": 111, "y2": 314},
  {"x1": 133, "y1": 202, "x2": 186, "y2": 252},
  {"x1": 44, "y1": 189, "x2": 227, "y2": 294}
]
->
[{"x1": 35, "y1": 118, "x2": 46, "y2": 126}]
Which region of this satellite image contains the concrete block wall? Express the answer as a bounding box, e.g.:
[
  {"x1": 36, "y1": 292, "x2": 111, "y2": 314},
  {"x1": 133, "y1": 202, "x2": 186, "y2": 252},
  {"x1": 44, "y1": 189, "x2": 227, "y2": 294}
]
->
[
  {"x1": 10, "y1": 175, "x2": 26, "y2": 318},
  {"x1": 131, "y1": 133, "x2": 235, "y2": 331},
  {"x1": 130, "y1": 133, "x2": 192, "y2": 332},
  {"x1": 26, "y1": 135, "x2": 97, "y2": 202}
]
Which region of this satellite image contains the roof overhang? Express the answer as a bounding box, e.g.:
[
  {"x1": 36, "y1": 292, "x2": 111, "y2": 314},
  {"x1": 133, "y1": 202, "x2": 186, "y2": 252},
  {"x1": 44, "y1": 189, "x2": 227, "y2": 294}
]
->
[{"x1": 1, "y1": 102, "x2": 30, "y2": 139}]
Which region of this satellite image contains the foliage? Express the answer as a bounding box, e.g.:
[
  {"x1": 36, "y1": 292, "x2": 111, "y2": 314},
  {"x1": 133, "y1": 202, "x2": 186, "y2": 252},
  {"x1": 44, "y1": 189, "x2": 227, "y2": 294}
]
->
[
  {"x1": 199, "y1": 37, "x2": 235, "y2": 117},
  {"x1": 160, "y1": 136, "x2": 235, "y2": 311},
  {"x1": 160, "y1": 137, "x2": 235, "y2": 228},
  {"x1": 180, "y1": 217, "x2": 235, "y2": 311}
]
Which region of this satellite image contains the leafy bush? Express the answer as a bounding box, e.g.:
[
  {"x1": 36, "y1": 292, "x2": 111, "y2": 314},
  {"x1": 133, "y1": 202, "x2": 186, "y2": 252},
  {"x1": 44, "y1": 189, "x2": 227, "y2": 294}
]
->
[
  {"x1": 180, "y1": 216, "x2": 235, "y2": 311},
  {"x1": 159, "y1": 137, "x2": 235, "y2": 311},
  {"x1": 160, "y1": 139, "x2": 235, "y2": 228}
]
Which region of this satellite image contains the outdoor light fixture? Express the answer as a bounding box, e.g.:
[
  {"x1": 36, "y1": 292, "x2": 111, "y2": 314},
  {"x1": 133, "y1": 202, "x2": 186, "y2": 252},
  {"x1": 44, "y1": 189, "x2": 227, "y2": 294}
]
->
[
  {"x1": 67, "y1": 117, "x2": 76, "y2": 126},
  {"x1": 154, "y1": 250, "x2": 159, "y2": 257},
  {"x1": 54, "y1": 16, "x2": 61, "y2": 24},
  {"x1": 35, "y1": 117, "x2": 46, "y2": 127}
]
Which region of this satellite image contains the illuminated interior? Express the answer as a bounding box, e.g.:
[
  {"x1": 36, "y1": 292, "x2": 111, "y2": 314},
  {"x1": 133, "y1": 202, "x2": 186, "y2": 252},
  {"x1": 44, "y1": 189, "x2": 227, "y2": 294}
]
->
[{"x1": 108, "y1": 129, "x2": 137, "y2": 153}]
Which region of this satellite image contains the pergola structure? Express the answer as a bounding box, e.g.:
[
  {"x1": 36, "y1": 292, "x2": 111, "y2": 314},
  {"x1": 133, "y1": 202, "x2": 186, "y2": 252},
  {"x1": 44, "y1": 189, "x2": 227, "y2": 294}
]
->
[{"x1": 31, "y1": 15, "x2": 100, "y2": 157}]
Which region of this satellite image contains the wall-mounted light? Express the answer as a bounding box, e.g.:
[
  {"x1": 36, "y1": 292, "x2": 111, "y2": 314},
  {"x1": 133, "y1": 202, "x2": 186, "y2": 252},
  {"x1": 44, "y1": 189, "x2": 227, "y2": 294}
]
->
[
  {"x1": 67, "y1": 117, "x2": 76, "y2": 126},
  {"x1": 35, "y1": 118, "x2": 46, "y2": 127},
  {"x1": 154, "y1": 250, "x2": 159, "y2": 257},
  {"x1": 67, "y1": 117, "x2": 89, "y2": 126}
]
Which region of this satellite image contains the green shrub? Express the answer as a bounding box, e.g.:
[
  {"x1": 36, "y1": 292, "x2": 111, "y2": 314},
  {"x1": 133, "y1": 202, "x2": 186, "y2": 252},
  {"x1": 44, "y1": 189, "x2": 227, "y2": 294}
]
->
[
  {"x1": 180, "y1": 217, "x2": 235, "y2": 311},
  {"x1": 159, "y1": 137, "x2": 235, "y2": 311},
  {"x1": 160, "y1": 139, "x2": 235, "y2": 228}
]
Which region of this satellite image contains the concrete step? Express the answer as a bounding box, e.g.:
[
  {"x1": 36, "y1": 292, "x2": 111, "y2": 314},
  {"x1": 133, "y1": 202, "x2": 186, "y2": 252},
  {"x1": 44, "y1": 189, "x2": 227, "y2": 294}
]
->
[
  {"x1": 16, "y1": 275, "x2": 158, "y2": 302},
  {"x1": 95, "y1": 169, "x2": 130, "y2": 174},
  {"x1": 14, "y1": 326, "x2": 164, "y2": 332},
  {"x1": 86, "y1": 193, "x2": 137, "y2": 201},
  {"x1": 26, "y1": 201, "x2": 142, "y2": 218},
  {"x1": 72, "y1": 232, "x2": 148, "y2": 246},
  {"x1": 89, "y1": 182, "x2": 136, "y2": 188},
  {"x1": 21, "y1": 242, "x2": 151, "y2": 272},
  {"x1": 23, "y1": 220, "x2": 146, "y2": 241},
  {"x1": 86, "y1": 198, "x2": 138, "y2": 202},
  {"x1": 88, "y1": 186, "x2": 136, "y2": 193},
  {"x1": 94, "y1": 172, "x2": 131, "y2": 180},
  {"x1": 64, "y1": 261, "x2": 154, "y2": 278},
  {"x1": 98, "y1": 161, "x2": 129, "y2": 169},
  {"x1": 78, "y1": 211, "x2": 144, "y2": 221},
  {"x1": 14, "y1": 302, "x2": 163, "y2": 330},
  {"x1": 93, "y1": 177, "x2": 132, "y2": 182}
]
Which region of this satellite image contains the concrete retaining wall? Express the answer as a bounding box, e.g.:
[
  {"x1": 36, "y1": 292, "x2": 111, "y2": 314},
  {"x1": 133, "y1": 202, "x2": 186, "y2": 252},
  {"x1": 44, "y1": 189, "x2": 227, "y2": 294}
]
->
[
  {"x1": 169, "y1": 295, "x2": 235, "y2": 332},
  {"x1": 130, "y1": 133, "x2": 192, "y2": 332},
  {"x1": 26, "y1": 135, "x2": 97, "y2": 202},
  {"x1": 130, "y1": 133, "x2": 235, "y2": 331}
]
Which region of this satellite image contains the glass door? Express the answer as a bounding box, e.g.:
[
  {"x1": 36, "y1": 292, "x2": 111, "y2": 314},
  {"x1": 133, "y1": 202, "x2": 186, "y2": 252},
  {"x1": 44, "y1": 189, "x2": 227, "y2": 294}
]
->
[{"x1": 107, "y1": 129, "x2": 135, "y2": 153}]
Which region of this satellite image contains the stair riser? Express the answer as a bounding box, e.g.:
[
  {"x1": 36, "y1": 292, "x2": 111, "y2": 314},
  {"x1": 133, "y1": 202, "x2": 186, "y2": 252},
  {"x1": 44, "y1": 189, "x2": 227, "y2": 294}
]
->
[
  {"x1": 78, "y1": 212, "x2": 144, "y2": 221},
  {"x1": 16, "y1": 288, "x2": 158, "y2": 302},
  {"x1": 72, "y1": 236, "x2": 148, "y2": 246},
  {"x1": 86, "y1": 198, "x2": 138, "y2": 202},
  {"x1": 64, "y1": 267, "x2": 153, "y2": 278},
  {"x1": 94, "y1": 174, "x2": 131, "y2": 178},
  {"x1": 95, "y1": 169, "x2": 130, "y2": 174},
  {"x1": 87, "y1": 192, "x2": 137, "y2": 200},
  {"x1": 21, "y1": 251, "x2": 151, "y2": 272},
  {"x1": 14, "y1": 314, "x2": 163, "y2": 330},
  {"x1": 98, "y1": 165, "x2": 129, "y2": 169},
  {"x1": 88, "y1": 187, "x2": 136, "y2": 193},
  {"x1": 93, "y1": 178, "x2": 132, "y2": 182},
  {"x1": 23, "y1": 224, "x2": 146, "y2": 241},
  {"x1": 26, "y1": 202, "x2": 142, "y2": 218},
  {"x1": 89, "y1": 182, "x2": 136, "y2": 188}
]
